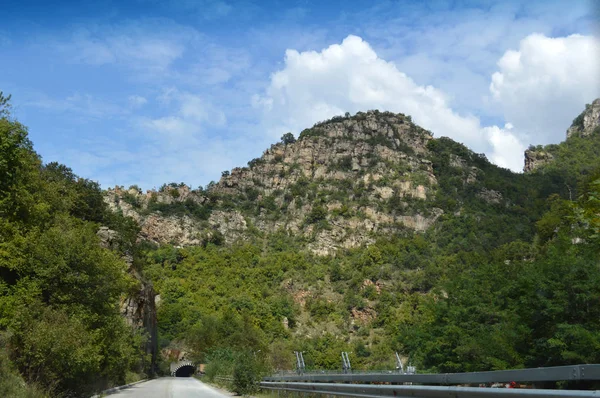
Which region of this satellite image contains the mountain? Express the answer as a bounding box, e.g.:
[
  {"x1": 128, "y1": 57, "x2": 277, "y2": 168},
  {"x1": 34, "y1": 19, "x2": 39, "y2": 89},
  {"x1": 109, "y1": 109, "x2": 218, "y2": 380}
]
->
[
  {"x1": 107, "y1": 111, "x2": 442, "y2": 255},
  {"x1": 104, "y1": 101, "x2": 600, "y2": 377},
  {"x1": 107, "y1": 106, "x2": 587, "y2": 255}
]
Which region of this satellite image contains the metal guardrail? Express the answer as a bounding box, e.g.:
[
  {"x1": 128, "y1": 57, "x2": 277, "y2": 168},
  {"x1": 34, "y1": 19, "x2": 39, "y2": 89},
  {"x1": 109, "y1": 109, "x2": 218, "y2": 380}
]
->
[
  {"x1": 263, "y1": 364, "x2": 600, "y2": 384},
  {"x1": 261, "y1": 365, "x2": 600, "y2": 397},
  {"x1": 260, "y1": 381, "x2": 600, "y2": 397}
]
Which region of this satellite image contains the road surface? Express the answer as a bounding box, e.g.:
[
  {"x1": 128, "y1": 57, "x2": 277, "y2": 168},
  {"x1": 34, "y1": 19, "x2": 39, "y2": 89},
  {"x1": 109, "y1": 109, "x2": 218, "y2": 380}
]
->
[{"x1": 108, "y1": 378, "x2": 232, "y2": 398}]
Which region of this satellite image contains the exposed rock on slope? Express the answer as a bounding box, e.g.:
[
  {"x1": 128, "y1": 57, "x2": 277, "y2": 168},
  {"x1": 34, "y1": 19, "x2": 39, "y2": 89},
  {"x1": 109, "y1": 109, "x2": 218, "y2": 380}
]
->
[
  {"x1": 104, "y1": 185, "x2": 247, "y2": 246},
  {"x1": 97, "y1": 226, "x2": 158, "y2": 373},
  {"x1": 524, "y1": 98, "x2": 600, "y2": 173},
  {"x1": 567, "y1": 98, "x2": 600, "y2": 138},
  {"x1": 523, "y1": 149, "x2": 554, "y2": 173},
  {"x1": 106, "y1": 111, "x2": 444, "y2": 254},
  {"x1": 120, "y1": 273, "x2": 157, "y2": 371}
]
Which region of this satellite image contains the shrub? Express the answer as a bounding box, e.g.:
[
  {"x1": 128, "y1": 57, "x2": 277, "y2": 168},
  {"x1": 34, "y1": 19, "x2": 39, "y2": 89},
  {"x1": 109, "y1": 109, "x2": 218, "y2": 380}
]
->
[
  {"x1": 306, "y1": 298, "x2": 337, "y2": 321},
  {"x1": 298, "y1": 127, "x2": 326, "y2": 140},
  {"x1": 290, "y1": 178, "x2": 310, "y2": 197},
  {"x1": 305, "y1": 205, "x2": 327, "y2": 224},
  {"x1": 336, "y1": 156, "x2": 353, "y2": 170},
  {"x1": 232, "y1": 352, "x2": 261, "y2": 395},
  {"x1": 121, "y1": 192, "x2": 141, "y2": 208},
  {"x1": 168, "y1": 188, "x2": 180, "y2": 198}
]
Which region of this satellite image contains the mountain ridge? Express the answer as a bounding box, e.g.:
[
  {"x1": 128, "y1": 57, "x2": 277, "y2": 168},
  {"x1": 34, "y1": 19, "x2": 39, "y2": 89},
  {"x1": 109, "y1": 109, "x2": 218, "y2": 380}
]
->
[
  {"x1": 105, "y1": 102, "x2": 599, "y2": 254},
  {"x1": 105, "y1": 110, "x2": 452, "y2": 254}
]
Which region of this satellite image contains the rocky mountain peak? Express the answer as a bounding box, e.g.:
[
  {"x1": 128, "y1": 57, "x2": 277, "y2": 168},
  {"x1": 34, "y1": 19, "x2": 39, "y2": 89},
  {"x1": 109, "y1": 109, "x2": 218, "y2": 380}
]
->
[
  {"x1": 216, "y1": 110, "x2": 433, "y2": 196},
  {"x1": 106, "y1": 110, "x2": 443, "y2": 255},
  {"x1": 567, "y1": 98, "x2": 600, "y2": 138}
]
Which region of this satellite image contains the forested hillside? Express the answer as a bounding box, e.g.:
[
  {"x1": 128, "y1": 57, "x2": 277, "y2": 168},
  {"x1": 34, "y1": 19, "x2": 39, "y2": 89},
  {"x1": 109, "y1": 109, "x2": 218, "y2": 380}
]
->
[
  {"x1": 126, "y1": 99, "x2": 599, "y2": 389},
  {"x1": 1, "y1": 91, "x2": 599, "y2": 396},
  {"x1": 0, "y1": 93, "x2": 151, "y2": 397}
]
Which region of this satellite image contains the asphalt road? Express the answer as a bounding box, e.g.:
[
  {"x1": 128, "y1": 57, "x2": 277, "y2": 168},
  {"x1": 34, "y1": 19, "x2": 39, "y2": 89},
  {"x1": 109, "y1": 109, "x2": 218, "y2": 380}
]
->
[{"x1": 108, "y1": 378, "x2": 232, "y2": 398}]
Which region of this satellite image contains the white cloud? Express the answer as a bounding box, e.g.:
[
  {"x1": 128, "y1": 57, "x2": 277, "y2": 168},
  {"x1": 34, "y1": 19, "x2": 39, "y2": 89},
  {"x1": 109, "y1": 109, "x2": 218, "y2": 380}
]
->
[
  {"x1": 28, "y1": 92, "x2": 125, "y2": 119},
  {"x1": 254, "y1": 35, "x2": 486, "y2": 151},
  {"x1": 144, "y1": 116, "x2": 195, "y2": 136},
  {"x1": 490, "y1": 34, "x2": 600, "y2": 145},
  {"x1": 128, "y1": 95, "x2": 148, "y2": 108},
  {"x1": 255, "y1": 35, "x2": 515, "y2": 167},
  {"x1": 254, "y1": 33, "x2": 599, "y2": 173},
  {"x1": 141, "y1": 89, "x2": 226, "y2": 147},
  {"x1": 58, "y1": 21, "x2": 201, "y2": 76},
  {"x1": 362, "y1": 0, "x2": 593, "y2": 117},
  {"x1": 483, "y1": 124, "x2": 526, "y2": 170},
  {"x1": 178, "y1": 92, "x2": 226, "y2": 125}
]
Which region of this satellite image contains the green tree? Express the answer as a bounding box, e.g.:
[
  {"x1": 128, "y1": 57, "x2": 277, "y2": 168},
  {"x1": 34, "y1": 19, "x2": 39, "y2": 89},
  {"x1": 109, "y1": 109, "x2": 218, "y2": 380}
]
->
[{"x1": 280, "y1": 132, "x2": 296, "y2": 145}]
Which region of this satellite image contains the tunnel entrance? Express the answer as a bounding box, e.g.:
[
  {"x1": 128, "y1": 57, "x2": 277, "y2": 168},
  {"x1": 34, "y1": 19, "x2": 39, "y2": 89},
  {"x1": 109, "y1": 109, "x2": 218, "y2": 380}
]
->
[{"x1": 175, "y1": 365, "x2": 195, "y2": 377}]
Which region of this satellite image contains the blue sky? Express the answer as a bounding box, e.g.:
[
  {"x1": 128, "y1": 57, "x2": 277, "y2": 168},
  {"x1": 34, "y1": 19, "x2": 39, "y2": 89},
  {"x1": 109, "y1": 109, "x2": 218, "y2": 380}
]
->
[{"x1": 1, "y1": 0, "x2": 598, "y2": 189}]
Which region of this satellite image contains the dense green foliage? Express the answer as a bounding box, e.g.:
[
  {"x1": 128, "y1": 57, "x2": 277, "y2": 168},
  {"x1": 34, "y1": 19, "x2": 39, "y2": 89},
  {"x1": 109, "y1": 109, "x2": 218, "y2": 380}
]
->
[
  {"x1": 0, "y1": 101, "x2": 147, "y2": 397},
  {"x1": 142, "y1": 118, "x2": 600, "y2": 383},
  {"x1": 530, "y1": 126, "x2": 600, "y2": 189},
  {"x1": 146, "y1": 175, "x2": 600, "y2": 381}
]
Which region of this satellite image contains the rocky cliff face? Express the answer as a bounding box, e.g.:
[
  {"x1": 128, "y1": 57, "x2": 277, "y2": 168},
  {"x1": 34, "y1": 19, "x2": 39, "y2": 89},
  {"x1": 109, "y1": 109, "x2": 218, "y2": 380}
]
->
[
  {"x1": 106, "y1": 111, "x2": 445, "y2": 255},
  {"x1": 104, "y1": 185, "x2": 247, "y2": 246},
  {"x1": 567, "y1": 98, "x2": 600, "y2": 138},
  {"x1": 120, "y1": 272, "x2": 157, "y2": 373},
  {"x1": 97, "y1": 226, "x2": 158, "y2": 374},
  {"x1": 523, "y1": 149, "x2": 554, "y2": 173}
]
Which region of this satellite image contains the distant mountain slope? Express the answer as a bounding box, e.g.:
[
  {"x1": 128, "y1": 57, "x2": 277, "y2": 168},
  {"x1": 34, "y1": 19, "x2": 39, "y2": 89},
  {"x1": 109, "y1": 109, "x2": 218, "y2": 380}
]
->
[{"x1": 524, "y1": 98, "x2": 600, "y2": 183}]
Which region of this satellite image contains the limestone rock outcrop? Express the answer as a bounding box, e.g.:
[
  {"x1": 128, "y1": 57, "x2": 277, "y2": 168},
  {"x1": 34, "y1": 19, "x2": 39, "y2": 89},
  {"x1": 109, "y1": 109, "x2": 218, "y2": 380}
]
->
[
  {"x1": 105, "y1": 111, "x2": 447, "y2": 255},
  {"x1": 524, "y1": 149, "x2": 554, "y2": 173},
  {"x1": 567, "y1": 98, "x2": 600, "y2": 138},
  {"x1": 97, "y1": 227, "x2": 158, "y2": 374}
]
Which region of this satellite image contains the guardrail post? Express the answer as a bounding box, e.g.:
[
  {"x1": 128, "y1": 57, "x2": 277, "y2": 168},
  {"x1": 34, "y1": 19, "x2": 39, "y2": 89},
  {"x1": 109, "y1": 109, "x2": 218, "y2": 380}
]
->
[
  {"x1": 395, "y1": 352, "x2": 404, "y2": 373},
  {"x1": 294, "y1": 351, "x2": 305, "y2": 375},
  {"x1": 342, "y1": 351, "x2": 351, "y2": 374}
]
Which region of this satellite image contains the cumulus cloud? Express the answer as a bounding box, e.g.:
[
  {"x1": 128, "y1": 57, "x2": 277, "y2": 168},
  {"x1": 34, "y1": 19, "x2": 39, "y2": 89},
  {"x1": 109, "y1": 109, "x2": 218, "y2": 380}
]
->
[
  {"x1": 254, "y1": 35, "x2": 486, "y2": 150},
  {"x1": 483, "y1": 124, "x2": 526, "y2": 170},
  {"x1": 490, "y1": 34, "x2": 600, "y2": 145},
  {"x1": 254, "y1": 35, "x2": 522, "y2": 167},
  {"x1": 362, "y1": 0, "x2": 592, "y2": 117},
  {"x1": 254, "y1": 33, "x2": 599, "y2": 173}
]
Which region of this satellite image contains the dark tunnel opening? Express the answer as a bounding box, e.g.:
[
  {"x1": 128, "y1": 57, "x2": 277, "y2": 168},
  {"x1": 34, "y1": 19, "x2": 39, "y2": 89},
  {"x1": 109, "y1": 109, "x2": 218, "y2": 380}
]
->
[{"x1": 175, "y1": 365, "x2": 195, "y2": 377}]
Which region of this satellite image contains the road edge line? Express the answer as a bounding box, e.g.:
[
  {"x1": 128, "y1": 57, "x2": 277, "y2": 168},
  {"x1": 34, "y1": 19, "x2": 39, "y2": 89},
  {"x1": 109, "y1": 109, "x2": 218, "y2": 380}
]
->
[{"x1": 90, "y1": 379, "x2": 149, "y2": 397}]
